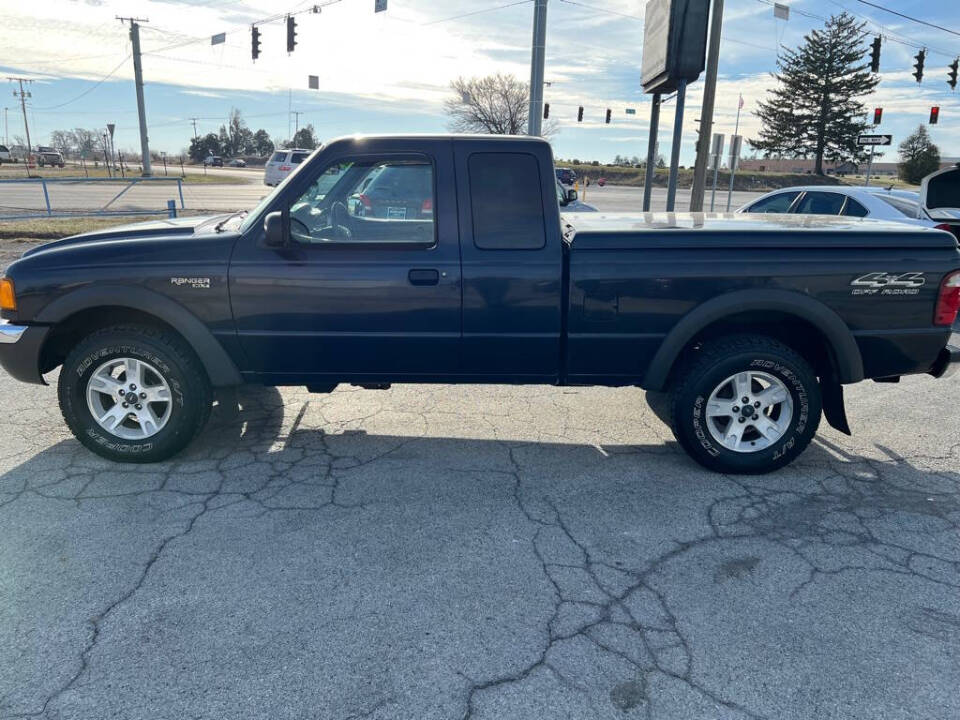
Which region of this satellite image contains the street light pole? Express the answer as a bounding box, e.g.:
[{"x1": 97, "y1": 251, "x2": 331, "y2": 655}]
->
[{"x1": 527, "y1": 0, "x2": 548, "y2": 136}]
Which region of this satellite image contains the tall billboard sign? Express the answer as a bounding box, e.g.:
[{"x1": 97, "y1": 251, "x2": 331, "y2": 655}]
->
[{"x1": 641, "y1": 0, "x2": 710, "y2": 94}]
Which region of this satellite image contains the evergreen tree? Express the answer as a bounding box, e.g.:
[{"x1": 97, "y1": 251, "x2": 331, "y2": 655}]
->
[
  {"x1": 898, "y1": 125, "x2": 940, "y2": 184},
  {"x1": 750, "y1": 12, "x2": 878, "y2": 175}
]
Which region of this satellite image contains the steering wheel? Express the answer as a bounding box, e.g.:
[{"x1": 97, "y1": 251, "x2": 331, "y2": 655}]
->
[{"x1": 330, "y1": 201, "x2": 353, "y2": 239}]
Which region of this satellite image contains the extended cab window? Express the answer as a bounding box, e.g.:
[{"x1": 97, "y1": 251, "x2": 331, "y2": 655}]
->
[
  {"x1": 794, "y1": 191, "x2": 845, "y2": 215},
  {"x1": 288, "y1": 157, "x2": 435, "y2": 246},
  {"x1": 747, "y1": 191, "x2": 799, "y2": 213},
  {"x1": 469, "y1": 153, "x2": 545, "y2": 250}
]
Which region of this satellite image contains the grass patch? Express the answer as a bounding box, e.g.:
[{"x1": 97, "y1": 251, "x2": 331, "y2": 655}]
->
[{"x1": 0, "y1": 165, "x2": 250, "y2": 184}]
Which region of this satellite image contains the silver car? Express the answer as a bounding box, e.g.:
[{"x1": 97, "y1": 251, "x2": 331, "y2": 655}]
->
[{"x1": 264, "y1": 148, "x2": 313, "y2": 187}]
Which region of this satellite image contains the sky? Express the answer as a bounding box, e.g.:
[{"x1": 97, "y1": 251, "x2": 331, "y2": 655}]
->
[{"x1": 1, "y1": 0, "x2": 958, "y2": 166}]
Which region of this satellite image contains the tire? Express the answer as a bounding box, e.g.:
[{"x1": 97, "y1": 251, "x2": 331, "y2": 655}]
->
[
  {"x1": 668, "y1": 335, "x2": 822, "y2": 474},
  {"x1": 58, "y1": 325, "x2": 212, "y2": 463}
]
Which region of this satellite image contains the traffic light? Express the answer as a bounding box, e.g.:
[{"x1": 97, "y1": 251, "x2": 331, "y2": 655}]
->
[
  {"x1": 286, "y1": 15, "x2": 297, "y2": 53},
  {"x1": 251, "y1": 25, "x2": 261, "y2": 60},
  {"x1": 577, "y1": 106, "x2": 583, "y2": 122},
  {"x1": 873, "y1": 108, "x2": 882, "y2": 125},
  {"x1": 605, "y1": 108, "x2": 611, "y2": 124},
  {"x1": 869, "y1": 36, "x2": 881, "y2": 73},
  {"x1": 543, "y1": 103, "x2": 550, "y2": 119},
  {"x1": 930, "y1": 106, "x2": 940, "y2": 125},
  {"x1": 949, "y1": 58, "x2": 959, "y2": 90},
  {"x1": 913, "y1": 49, "x2": 926, "y2": 84}
]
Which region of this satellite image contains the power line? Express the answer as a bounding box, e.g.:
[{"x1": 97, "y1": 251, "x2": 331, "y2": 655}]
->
[
  {"x1": 422, "y1": 0, "x2": 532, "y2": 26},
  {"x1": 853, "y1": 1, "x2": 960, "y2": 39},
  {"x1": 557, "y1": 0, "x2": 645, "y2": 22},
  {"x1": 32, "y1": 55, "x2": 131, "y2": 110}
]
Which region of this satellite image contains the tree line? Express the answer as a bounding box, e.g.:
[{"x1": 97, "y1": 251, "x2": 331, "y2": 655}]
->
[{"x1": 186, "y1": 108, "x2": 320, "y2": 162}]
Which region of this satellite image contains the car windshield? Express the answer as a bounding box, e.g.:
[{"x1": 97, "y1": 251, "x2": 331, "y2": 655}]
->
[{"x1": 875, "y1": 194, "x2": 920, "y2": 218}]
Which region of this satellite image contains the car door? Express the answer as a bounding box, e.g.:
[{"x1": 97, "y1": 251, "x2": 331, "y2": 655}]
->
[
  {"x1": 229, "y1": 139, "x2": 462, "y2": 381},
  {"x1": 744, "y1": 191, "x2": 801, "y2": 213},
  {"x1": 453, "y1": 141, "x2": 563, "y2": 380}
]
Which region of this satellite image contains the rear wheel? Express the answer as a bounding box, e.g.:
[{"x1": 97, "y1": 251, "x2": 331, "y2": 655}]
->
[
  {"x1": 58, "y1": 325, "x2": 212, "y2": 463},
  {"x1": 667, "y1": 335, "x2": 821, "y2": 474}
]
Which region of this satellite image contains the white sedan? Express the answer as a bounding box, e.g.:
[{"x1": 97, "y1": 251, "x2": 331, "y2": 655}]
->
[{"x1": 738, "y1": 185, "x2": 945, "y2": 228}]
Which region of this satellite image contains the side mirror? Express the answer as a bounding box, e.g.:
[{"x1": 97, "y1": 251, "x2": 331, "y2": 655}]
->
[
  {"x1": 263, "y1": 211, "x2": 286, "y2": 247},
  {"x1": 566, "y1": 188, "x2": 578, "y2": 203}
]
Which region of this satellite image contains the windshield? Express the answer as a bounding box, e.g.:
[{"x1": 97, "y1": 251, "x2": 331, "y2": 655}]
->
[{"x1": 239, "y1": 146, "x2": 322, "y2": 233}]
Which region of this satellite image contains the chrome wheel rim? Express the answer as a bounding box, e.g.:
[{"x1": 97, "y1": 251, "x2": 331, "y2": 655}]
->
[
  {"x1": 86, "y1": 358, "x2": 172, "y2": 440},
  {"x1": 704, "y1": 371, "x2": 793, "y2": 453}
]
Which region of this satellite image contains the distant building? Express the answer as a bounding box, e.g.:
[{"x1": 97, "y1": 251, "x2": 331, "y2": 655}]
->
[{"x1": 738, "y1": 156, "x2": 959, "y2": 176}]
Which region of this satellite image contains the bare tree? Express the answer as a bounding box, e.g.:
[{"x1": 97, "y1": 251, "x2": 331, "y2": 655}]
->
[{"x1": 445, "y1": 73, "x2": 559, "y2": 138}]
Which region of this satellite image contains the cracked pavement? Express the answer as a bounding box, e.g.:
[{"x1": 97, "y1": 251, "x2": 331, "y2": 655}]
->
[{"x1": 1, "y1": 370, "x2": 959, "y2": 719}]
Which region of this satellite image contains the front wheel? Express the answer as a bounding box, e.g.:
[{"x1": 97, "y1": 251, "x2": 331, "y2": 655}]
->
[
  {"x1": 668, "y1": 336, "x2": 822, "y2": 474},
  {"x1": 58, "y1": 325, "x2": 212, "y2": 463}
]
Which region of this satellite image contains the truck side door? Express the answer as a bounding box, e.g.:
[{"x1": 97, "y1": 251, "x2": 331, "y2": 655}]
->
[
  {"x1": 229, "y1": 139, "x2": 461, "y2": 381},
  {"x1": 453, "y1": 141, "x2": 563, "y2": 380}
]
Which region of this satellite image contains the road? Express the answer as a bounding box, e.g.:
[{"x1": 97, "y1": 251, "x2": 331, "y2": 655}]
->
[
  {"x1": 2, "y1": 361, "x2": 959, "y2": 719},
  {"x1": 0, "y1": 170, "x2": 764, "y2": 216}
]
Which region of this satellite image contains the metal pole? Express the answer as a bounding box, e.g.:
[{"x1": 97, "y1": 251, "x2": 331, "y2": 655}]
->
[
  {"x1": 689, "y1": 0, "x2": 725, "y2": 211},
  {"x1": 643, "y1": 93, "x2": 661, "y2": 212},
  {"x1": 665, "y1": 80, "x2": 687, "y2": 212},
  {"x1": 15, "y1": 79, "x2": 33, "y2": 170},
  {"x1": 126, "y1": 19, "x2": 152, "y2": 176},
  {"x1": 725, "y1": 98, "x2": 742, "y2": 212},
  {"x1": 864, "y1": 144, "x2": 875, "y2": 186},
  {"x1": 527, "y1": 0, "x2": 548, "y2": 136}
]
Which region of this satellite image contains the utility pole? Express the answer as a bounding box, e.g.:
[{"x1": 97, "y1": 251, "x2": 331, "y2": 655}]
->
[
  {"x1": 117, "y1": 16, "x2": 152, "y2": 176},
  {"x1": 689, "y1": 0, "x2": 724, "y2": 211},
  {"x1": 3, "y1": 106, "x2": 8, "y2": 146},
  {"x1": 189, "y1": 117, "x2": 200, "y2": 143},
  {"x1": 8, "y1": 78, "x2": 33, "y2": 168},
  {"x1": 291, "y1": 111, "x2": 303, "y2": 135},
  {"x1": 527, "y1": 0, "x2": 548, "y2": 137}
]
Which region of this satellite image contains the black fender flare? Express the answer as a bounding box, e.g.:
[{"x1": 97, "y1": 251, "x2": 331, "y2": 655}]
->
[
  {"x1": 35, "y1": 285, "x2": 242, "y2": 387},
  {"x1": 642, "y1": 289, "x2": 864, "y2": 391}
]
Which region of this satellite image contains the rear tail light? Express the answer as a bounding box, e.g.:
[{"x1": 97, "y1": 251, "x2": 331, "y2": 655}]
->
[
  {"x1": 934, "y1": 270, "x2": 960, "y2": 326},
  {"x1": 356, "y1": 194, "x2": 373, "y2": 215},
  {"x1": 934, "y1": 223, "x2": 960, "y2": 241},
  {"x1": 0, "y1": 277, "x2": 15, "y2": 311},
  {"x1": 279, "y1": 165, "x2": 291, "y2": 171},
  {"x1": 421, "y1": 198, "x2": 433, "y2": 216}
]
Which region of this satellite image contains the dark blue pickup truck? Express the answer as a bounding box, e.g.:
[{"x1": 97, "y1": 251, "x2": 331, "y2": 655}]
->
[{"x1": 1, "y1": 135, "x2": 958, "y2": 473}]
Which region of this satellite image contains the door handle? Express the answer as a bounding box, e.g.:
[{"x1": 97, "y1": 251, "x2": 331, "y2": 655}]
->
[{"x1": 408, "y1": 269, "x2": 440, "y2": 286}]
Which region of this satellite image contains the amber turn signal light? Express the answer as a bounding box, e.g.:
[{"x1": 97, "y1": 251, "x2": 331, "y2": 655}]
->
[{"x1": 0, "y1": 277, "x2": 16, "y2": 311}]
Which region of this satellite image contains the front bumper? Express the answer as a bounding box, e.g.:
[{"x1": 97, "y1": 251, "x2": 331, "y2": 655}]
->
[
  {"x1": 929, "y1": 344, "x2": 960, "y2": 380},
  {"x1": 0, "y1": 322, "x2": 49, "y2": 384}
]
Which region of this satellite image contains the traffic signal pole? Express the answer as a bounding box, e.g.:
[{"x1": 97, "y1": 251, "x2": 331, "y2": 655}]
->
[
  {"x1": 689, "y1": 0, "x2": 724, "y2": 211},
  {"x1": 527, "y1": 0, "x2": 547, "y2": 137}
]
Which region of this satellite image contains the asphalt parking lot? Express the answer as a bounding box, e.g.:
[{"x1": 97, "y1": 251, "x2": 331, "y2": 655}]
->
[{"x1": 2, "y1": 363, "x2": 959, "y2": 719}]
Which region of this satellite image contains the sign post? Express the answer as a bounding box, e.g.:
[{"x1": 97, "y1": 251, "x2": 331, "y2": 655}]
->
[
  {"x1": 709, "y1": 132, "x2": 724, "y2": 211},
  {"x1": 857, "y1": 133, "x2": 892, "y2": 187}
]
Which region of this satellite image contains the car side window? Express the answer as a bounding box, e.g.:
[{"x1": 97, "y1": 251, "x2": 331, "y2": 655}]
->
[
  {"x1": 469, "y1": 152, "x2": 546, "y2": 250},
  {"x1": 842, "y1": 198, "x2": 869, "y2": 217},
  {"x1": 747, "y1": 191, "x2": 799, "y2": 213},
  {"x1": 794, "y1": 191, "x2": 845, "y2": 215},
  {"x1": 288, "y1": 156, "x2": 435, "y2": 247},
  {"x1": 291, "y1": 152, "x2": 310, "y2": 164}
]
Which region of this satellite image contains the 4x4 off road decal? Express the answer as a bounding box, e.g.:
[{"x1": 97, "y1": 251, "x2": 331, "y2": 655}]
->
[{"x1": 850, "y1": 272, "x2": 926, "y2": 296}]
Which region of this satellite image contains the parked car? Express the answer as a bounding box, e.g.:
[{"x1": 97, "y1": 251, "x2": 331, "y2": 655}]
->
[
  {"x1": 557, "y1": 179, "x2": 597, "y2": 212},
  {"x1": 1, "y1": 135, "x2": 958, "y2": 474},
  {"x1": 36, "y1": 151, "x2": 65, "y2": 168},
  {"x1": 555, "y1": 167, "x2": 577, "y2": 185},
  {"x1": 265, "y1": 148, "x2": 313, "y2": 186},
  {"x1": 738, "y1": 185, "x2": 960, "y2": 238},
  {"x1": 0, "y1": 144, "x2": 13, "y2": 164},
  {"x1": 348, "y1": 161, "x2": 434, "y2": 220},
  {"x1": 597, "y1": 177, "x2": 606, "y2": 187},
  {"x1": 228, "y1": 158, "x2": 247, "y2": 168},
  {"x1": 203, "y1": 156, "x2": 223, "y2": 167}
]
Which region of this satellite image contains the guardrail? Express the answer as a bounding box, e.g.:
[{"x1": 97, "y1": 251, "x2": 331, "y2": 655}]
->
[{"x1": 0, "y1": 176, "x2": 186, "y2": 220}]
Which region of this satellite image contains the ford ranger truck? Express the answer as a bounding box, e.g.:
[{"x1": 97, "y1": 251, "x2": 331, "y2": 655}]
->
[{"x1": 1, "y1": 135, "x2": 958, "y2": 474}]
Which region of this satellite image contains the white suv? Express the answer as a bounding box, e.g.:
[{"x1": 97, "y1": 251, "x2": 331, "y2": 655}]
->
[{"x1": 264, "y1": 148, "x2": 313, "y2": 186}]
